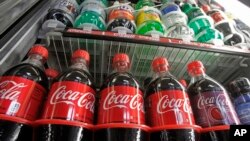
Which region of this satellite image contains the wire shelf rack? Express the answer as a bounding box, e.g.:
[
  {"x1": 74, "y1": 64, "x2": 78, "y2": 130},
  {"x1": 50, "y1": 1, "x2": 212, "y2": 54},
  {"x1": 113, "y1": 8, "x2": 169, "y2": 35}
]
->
[{"x1": 42, "y1": 28, "x2": 250, "y2": 88}]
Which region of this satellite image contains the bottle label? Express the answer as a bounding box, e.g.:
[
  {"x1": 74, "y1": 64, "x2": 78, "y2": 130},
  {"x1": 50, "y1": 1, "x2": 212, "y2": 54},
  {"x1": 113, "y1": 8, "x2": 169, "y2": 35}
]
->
[
  {"x1": 97, "y1": 86, "x2": 145, "y2": 124},
  {"x1": 81, "y1": 2, "x2": 105, "y2": 19},
  {"x1": 192, "y1": 91, "x2": 239, "y2": 127},
  {"x1": 146, "y1": 90, "x2": 194, "y2": 127},
  {"x1": 109, "y1": 10, "x2": 134, "y2": 22},
  {"x1": 235, "y1": 94, "x2": 250, "y2": 124},
  {"x1": 0, "y1": 76, "x2": 46, "y2": 121},
  {"x1": 136, "y1": 10, "x2": 161, "y2": 26},
  {"x1": 42, "y1": 81, "x2": 95, "y2": 124},
  {"x1": 53, "y1": 0, "x2": 78, "y2": 18}
]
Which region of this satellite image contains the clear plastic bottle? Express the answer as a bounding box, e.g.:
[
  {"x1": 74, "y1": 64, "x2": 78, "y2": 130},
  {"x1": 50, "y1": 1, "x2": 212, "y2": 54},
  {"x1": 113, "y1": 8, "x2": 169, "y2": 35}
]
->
[
  {"x1": 187, "y1": 60, "x2": 240, "y2": 141},
  {"x1": 95, "y1": 53, "x2": 149, "y2": 141},
  {"x1": 0, "y1": 45, "x2": 49, "y2": 141},
  {"x1": 35, "y1": 49, "x2": 95, "y2": 141},
  {"x1": 146, "y1": 57, "x2": 199, "y2": 141}
]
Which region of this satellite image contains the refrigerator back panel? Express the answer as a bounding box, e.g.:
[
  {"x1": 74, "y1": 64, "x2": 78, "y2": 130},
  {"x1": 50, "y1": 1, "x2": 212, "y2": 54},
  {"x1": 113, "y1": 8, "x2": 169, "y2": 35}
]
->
[{"x1": 0, "y1": 0, "x2": 41, "y2": 35}]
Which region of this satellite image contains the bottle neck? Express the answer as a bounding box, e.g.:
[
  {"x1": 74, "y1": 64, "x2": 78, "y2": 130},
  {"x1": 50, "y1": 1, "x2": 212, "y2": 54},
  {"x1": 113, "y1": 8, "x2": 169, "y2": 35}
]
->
[
  {"x1": 189, "y1": 71, "x2": 207, "y2": 86},
  {"x1": 70, "y1": 58, "x2": 89, "y2": 73},
  {"x1": 112, "y1": 62, "x2": 130, "y2": 73},
  {"x1": 153, "y1": 70, "x2": 172, "y2": 80},
  {"x1": 24, "y1": 54, "x2": 45, "y2": 71}
]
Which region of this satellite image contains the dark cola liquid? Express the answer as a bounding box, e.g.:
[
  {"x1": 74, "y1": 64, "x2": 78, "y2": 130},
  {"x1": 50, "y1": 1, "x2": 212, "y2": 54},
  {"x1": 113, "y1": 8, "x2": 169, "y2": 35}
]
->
[
  {"x1": 45, "y1": 9, "x2": 73, "y2": 27},
  {"x1": 94, "y1": 128, "x2": 148, "y2": 141},
  {"x1": 54, "y1": 67, "x2": 95, "y2": 87},
  {"x1": 0, "y1": 120, "x2": 32, "y2": 141},
  {"x1": 35, "y1": 124, "x2": 93, "y2": 141},
  {"x1": 150, "y1": 129, "x2": 199, "y2": 141},
  {"x1": 146, "y1": 75, "x2": 183, "y2": 97},
  {"x1": 3, "y1": 63, "x2": 48, "y2": 88},
  {"x1": 35, "y1": 67, "x2": 95, "y2": 141},
  {"x1": 101, "y1": 72, "x2": 141, "y2": 89},
  {"x1": 0, "y1": 63, "x2": 48, "y2": 141},
  {"x1": 187, "y1": 78, "x2": 222, "y2": 98},
  {"x1": 200, "y1": 130, "x2": 229, "y2": 141}
]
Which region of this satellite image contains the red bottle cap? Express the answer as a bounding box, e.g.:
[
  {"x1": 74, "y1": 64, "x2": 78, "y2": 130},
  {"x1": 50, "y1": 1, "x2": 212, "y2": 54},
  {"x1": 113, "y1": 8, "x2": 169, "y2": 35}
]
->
[
  {"x1": 45, "y1": 68, "x2": 59, "y2": 79},
  {"x1": 210, "y1": 11, "x2": 226, "y2": 23},
  {"x1": 201, "y1": 5, "x2": 211, "y2": 13},
  {"x1": 29, "y1": 45, "x2": 48, "y2": 61},
  {"x1": 72, "y1": 49, "x2": 90, "y2": 65},
  {"x1": 152, "y1": 57, "x2": 169, "y2": 72},
  {"x1": 187, "y1": 60, "x2": 205, "y2": 76},
  {"x1": 112, "y1": 53, "x2": 130, "y2": 67}
]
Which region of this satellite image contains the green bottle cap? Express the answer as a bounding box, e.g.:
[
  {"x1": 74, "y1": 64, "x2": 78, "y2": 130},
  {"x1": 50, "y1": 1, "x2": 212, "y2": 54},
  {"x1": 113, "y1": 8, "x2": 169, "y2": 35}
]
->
[
  {"x1": 74, "y1": 11, "x2": 106, "y2": 31},
  {"x1": 181, "y1": 3, "x2": 193, "y2": 14}
]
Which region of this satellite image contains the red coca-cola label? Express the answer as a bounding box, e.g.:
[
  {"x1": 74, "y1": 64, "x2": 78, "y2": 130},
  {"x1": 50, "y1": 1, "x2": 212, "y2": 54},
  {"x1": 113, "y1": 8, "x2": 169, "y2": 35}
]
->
[
  {"x1": 42, "y1": 81, "x2": 95, "y2": 124},
  {"x1": 146, "y1": 90, "x2": 195, "y2": 127},
  {"x1": 192, "y1": 91, "x2": 240, "y2": 127},
  {"x1": 0, "y1": 76, "x2": 46, "y2": 121},
  {"x1": 97, "y1": 86, "x2": 145, "y2": 124}
]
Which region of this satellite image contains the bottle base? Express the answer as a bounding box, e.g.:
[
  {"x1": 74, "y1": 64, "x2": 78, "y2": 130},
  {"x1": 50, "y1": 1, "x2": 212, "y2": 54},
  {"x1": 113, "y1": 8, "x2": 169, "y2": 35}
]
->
[
  {"x1": 150, "y1": 129, "x2": 200, "y2": 141},
  {"x1": 0, "y1": 119, "x2": 32, "y2": 141},
  {"x1": 94, "y1": 128, "x2": 149, "y2": 141},
  {"x1": 200, "y1": 126, "x2": 230, "y2": 141},
  {"x1": 34, "y1": 124, "x2": 93, "y2": 141}
]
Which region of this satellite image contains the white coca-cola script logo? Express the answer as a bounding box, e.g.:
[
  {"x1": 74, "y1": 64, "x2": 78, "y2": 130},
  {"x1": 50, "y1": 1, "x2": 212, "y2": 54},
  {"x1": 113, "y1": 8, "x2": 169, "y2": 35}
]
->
[
  {"x1": 0, "y1": 80, "x2": 27, "y2": 100},
  {"x1": 50, "y1": 86, "x2": 95, "y2": 113},
  {"x1": 157, "y1": 95, "x2": 192, "y2": 114},
  {"x1": 103, "y1": 91, "x2": 144, "y2": 113},
  {"x1": 197, "y1": 94, "x2": 229, "y2": 109}
]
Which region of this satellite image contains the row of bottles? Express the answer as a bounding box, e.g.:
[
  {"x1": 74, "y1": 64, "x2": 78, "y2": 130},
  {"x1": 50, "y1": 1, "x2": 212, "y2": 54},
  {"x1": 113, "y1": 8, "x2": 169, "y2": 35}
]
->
[
  {"x1": 41, "y1": 0, "x2": 246, "y2": 46},
  {"x1": 0, "y1": 44, "x2": 250, "y2": 140}
]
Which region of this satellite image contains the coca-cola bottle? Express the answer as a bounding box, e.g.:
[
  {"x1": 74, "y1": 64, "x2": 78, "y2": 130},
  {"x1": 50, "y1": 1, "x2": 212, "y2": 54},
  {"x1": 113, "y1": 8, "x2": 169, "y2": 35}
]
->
[
  {"x1": 187, "y1": 60, "x2": 240, "y2": 141},
  {"x1": 0, "y1": 45, "x2": 49, "y2": 141},
  {"x1": 95, "y1": 53, "x2": 149, "y2": 141},
  {"x1": 145, "y1": 57, "x2": 200, "y2": 141},
  {"x1": 45, "y1": 68, "x2": 59, "y2": 89},
  {"x1": 34, "y1": 49, "x2": 95, "y2": 141}
]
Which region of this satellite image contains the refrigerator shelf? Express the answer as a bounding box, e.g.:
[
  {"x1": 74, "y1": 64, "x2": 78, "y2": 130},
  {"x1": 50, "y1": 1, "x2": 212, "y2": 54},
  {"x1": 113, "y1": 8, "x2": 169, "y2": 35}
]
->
[{"x1": 42, "y1": 28, "x2": 250, "y2": 87}]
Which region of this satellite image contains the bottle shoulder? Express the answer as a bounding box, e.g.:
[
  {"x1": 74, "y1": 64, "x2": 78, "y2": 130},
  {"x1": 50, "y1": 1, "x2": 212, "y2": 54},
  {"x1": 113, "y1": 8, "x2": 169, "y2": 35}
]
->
[
  {"x1": 146, "y1": 75, "x2": 184, "y2": 98},
  {"x1": 101, "y1": 72, "x2": 142, "y2": 90},
  {"x1": 55, "y1": 68, "x2": 95, "y2": 89},
  {"x1": 187, "y1": 77, "x2": 225, "y2": 95},
  {"x1": 2, "y1": 63, "x2": 48, "y2": 88}
]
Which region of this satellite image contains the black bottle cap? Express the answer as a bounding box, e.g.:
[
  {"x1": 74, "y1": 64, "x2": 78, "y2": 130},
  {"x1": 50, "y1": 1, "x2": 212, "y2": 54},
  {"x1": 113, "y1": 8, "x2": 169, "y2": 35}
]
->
[{"x1": 229, "y1": 77, "x2": 250, "y2": 98}]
